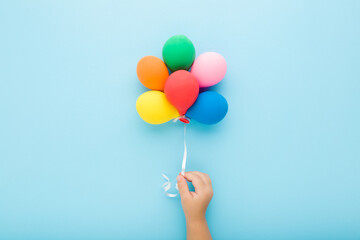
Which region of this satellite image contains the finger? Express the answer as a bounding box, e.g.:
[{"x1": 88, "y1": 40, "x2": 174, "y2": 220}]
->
[
  {"x1": 189, "y1": 171, "x2": 212, "y2": 185},
  {"x1": 177, "y1": 174, "x2": 191, "y2": 199},
  {"x1": 184, "y1": 172, "x2": 206, "y2": 192}
]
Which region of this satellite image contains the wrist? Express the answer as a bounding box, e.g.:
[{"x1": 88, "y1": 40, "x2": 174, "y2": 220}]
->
[{"x1": 185, "y1": 214, "x2": 207, "y2": 225}]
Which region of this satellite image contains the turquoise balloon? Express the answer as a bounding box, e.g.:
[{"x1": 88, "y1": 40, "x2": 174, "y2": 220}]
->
[{"x1": 186, "y1": 91, "x2": 228, "y2": 125}]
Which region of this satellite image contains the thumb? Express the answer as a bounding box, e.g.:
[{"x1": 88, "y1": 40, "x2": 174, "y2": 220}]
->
[{"x1": 177, "y1": 174, "x2": 191, "y2": 199}]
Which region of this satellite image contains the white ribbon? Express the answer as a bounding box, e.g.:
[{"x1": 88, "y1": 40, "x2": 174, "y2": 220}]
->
[
  {"x1": 181, "y1": 124, "x2": 187, "y2": 176},
  {"x1": 162, "y1": 119, "x2": 188, "y2": 197}
]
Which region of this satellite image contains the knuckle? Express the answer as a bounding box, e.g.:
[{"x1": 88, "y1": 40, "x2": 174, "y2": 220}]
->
[
  {"x1": 204, "y1": 188, "x2": 213, "y2": 196},
  {"x1": 208, "y1": 189, "x2": 214, "y2": 198},
  {"x1": 208, "y1": 187, "x2": 214, "y2": 195},
  {"x1": 205, "y1": 174, "x2": 211, "y2": 182}
]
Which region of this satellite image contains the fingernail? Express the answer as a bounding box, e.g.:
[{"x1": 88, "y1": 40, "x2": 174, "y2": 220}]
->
[{"x1": 177, "y1": 175, "x2": 182, "y2": 181}]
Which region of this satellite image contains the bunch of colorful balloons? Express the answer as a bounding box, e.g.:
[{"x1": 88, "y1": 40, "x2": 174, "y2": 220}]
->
[{"x1": 136, "y1": 35, "x2": 228, "y2": 125}]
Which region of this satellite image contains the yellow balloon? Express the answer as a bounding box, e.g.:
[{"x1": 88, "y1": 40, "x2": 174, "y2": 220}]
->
[{"x1": 136, "y1": 91, "x2": 179, "y2": 124}]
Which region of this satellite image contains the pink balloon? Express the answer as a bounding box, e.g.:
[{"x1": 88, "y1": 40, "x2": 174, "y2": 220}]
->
[{"x1": 191, "y1": 52, "x2": 227, "y2": 88}]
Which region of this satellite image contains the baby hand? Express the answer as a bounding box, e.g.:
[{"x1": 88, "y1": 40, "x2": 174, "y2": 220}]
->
[{"x1": 177, "y1": 171, "x2": 213, "y2": 222}]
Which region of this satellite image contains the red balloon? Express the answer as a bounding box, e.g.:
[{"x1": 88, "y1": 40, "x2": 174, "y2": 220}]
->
[{"x1": 164, "y1": 70, "x2": 199, "y2": 116}]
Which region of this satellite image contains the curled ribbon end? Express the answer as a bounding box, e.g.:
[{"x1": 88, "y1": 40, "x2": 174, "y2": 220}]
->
[{"x1": 162, "y1": 174, "x2": 178, "y2": 198}]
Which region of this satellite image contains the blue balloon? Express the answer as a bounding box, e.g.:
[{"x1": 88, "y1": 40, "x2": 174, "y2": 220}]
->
[{"x1": 186, "y1": 91, "x2": 228, "y2": 125}]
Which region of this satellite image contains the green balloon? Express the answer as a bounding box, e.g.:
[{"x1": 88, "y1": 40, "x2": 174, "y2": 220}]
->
[{"x1": 162, "y1": 35, "x2": 195, "y2": 72}]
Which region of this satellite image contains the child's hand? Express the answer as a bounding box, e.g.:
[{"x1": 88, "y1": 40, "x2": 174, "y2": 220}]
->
[{"x1": 177, "y1": 171, "x2": 213, "y2": 222}]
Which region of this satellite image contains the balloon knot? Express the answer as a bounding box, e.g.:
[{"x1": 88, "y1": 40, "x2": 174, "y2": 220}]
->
[
  {"x1": 173, "y1": 116, "x2": 190, "y2": 123},
  {"x1": 179, "y1": 116, "x2": 190, "y2": 124}
]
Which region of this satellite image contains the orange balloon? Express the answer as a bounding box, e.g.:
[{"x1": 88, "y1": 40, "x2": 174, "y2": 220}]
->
[{"x1": 136, "y1": 56, "x2": 169, "y2": 91}]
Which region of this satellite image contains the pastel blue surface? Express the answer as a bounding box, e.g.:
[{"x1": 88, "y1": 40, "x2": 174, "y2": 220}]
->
[
  {"x1": 187, "y1": 91, "x2": 228, "y2": 125},
  {"x1": 0, "y1": 1, "x2": 359, "y2": 239}
]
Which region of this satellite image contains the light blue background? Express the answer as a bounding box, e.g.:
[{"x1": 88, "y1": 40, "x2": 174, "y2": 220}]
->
[{"x1": 1, "y1": 1, "x2": 359, "y2": 239}]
